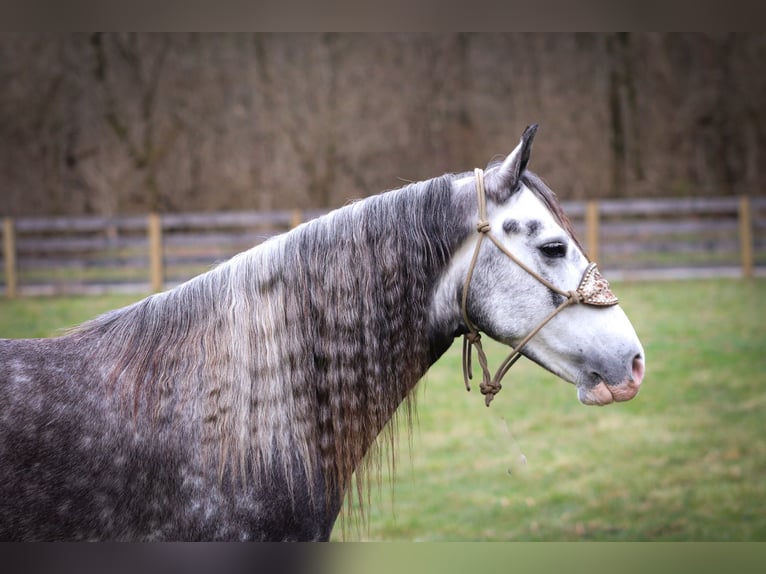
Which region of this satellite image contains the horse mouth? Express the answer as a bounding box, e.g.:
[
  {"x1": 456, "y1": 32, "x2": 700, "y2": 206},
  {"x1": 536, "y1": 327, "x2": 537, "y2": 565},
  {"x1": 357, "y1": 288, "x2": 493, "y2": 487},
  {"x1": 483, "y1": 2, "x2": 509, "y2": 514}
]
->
[
  {"x1": 576, "y1": 355, "x2": 644, "y2": 406},
  {"x1": 577, "y1": 380, "x2": 640, "y2": 406}
]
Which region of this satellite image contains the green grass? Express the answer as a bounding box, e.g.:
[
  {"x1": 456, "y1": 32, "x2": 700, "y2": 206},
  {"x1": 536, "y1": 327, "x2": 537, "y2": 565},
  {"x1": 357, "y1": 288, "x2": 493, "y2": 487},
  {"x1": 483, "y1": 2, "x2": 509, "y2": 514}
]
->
[
  {"x1": 0, "y1": 294, "x2": 144, "y2": 338},
  {"x1": 344, "y1": 279, "x2": 766, "y2": 541},
  {"x1": 1, "y1": 279, "x2": 765, "y2": 541}
]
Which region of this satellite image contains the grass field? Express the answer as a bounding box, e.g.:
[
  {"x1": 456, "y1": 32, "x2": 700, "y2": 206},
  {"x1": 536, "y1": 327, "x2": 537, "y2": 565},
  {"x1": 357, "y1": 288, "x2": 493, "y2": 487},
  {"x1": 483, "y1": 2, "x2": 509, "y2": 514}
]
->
[{"x1": 1, "y1": 279, "x2": 765, "y2": 541}]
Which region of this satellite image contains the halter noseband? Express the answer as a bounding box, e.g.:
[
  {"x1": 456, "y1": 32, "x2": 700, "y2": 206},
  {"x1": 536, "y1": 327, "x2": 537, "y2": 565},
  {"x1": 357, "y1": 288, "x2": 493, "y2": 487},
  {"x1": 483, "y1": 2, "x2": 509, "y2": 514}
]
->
[{"x1": 461, "y1": 168, "x2": 619, "y2": 406}]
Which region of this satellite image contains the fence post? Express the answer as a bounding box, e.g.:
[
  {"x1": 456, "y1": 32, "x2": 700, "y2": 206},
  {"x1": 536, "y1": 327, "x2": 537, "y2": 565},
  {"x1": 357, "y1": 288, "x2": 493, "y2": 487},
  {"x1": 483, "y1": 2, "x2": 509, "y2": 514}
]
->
[
  {"x1": 585, "y1": 200, "x2": 600, "y2": 264},
  {"x1": 3, "y1": 217, "x2": 17, "y2": 298},
  {"x1": 739, "y1": 196, "x2": 753, "y2": 279},
  {"x1": 148, "y1": 213, "x2": 164, "y2": 292},
  {"x1": 290, "y1": 209, "x2": 303, "y2": 229}
]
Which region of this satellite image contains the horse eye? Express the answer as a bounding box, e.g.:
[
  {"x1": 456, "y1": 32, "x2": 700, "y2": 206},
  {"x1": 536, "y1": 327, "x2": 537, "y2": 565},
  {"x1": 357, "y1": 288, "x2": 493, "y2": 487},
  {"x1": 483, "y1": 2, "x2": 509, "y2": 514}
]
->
[{"x1": 539, "y1": 241, "x2": 567, "y2": 259}]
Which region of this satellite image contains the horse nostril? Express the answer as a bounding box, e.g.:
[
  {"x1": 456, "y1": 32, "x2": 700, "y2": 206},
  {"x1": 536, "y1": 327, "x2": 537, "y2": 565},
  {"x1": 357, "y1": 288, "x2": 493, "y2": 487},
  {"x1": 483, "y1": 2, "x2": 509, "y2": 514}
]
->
[{"x1": 632, "y1": 354, "x2": 645, "y2": 385}]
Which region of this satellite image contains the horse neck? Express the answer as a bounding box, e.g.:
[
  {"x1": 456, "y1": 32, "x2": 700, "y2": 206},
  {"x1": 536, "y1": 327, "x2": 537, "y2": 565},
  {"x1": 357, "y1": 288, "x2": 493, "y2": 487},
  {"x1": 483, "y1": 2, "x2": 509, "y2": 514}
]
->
[
  {"x1": 75, "y1": 175, "x2": 466, "y2": 509},
  {"x1": 255, "y1": 177, "x2": 464, "y2": 495},
  {"x1": 287, "y1": 179, "x2": 460, "y2": 396}
]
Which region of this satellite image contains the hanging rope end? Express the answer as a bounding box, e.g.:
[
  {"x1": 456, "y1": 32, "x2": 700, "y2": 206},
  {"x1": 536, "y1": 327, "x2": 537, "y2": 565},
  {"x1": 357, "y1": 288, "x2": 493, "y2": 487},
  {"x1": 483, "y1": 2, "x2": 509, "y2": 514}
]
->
[{"x1": 461, "y1": 335, "x2": 473, "y2": 392}]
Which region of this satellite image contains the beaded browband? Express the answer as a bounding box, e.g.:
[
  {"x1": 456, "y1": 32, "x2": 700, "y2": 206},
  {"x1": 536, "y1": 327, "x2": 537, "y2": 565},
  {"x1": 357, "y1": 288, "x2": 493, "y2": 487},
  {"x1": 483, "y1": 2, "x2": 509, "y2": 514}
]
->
[{"x1": 461, "y1": 168, "x2": 619, "y2": 406}]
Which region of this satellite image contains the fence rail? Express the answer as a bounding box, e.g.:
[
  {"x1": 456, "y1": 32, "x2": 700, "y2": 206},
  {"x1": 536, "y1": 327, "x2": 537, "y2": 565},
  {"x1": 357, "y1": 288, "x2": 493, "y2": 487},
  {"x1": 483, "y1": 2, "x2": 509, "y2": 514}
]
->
[{"x1": 2, "y1": 197, "x2": 765, "y2": 297}]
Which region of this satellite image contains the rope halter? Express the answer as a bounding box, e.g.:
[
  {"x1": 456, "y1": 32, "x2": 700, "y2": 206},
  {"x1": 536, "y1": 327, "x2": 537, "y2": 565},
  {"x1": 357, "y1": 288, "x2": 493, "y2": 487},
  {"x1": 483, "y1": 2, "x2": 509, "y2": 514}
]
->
[{"x1": 461, "y1": 168, "x2": 619, "y2": 406}]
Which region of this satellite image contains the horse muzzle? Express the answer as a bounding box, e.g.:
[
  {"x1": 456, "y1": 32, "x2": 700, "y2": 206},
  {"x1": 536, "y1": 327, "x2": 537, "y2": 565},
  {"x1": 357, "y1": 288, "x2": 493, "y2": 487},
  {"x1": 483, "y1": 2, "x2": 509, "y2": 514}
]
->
[{"x1": 577, "y1": 354, "x2": 645, "y2": 406}]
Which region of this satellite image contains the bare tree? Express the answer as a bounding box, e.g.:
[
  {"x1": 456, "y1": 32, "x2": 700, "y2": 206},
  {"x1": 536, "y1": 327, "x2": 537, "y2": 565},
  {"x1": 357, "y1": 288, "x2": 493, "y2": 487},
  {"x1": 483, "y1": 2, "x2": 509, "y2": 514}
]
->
[
  {"x1": 90, "y1": 33, "x2": 181, "y2": 212},
  {"x1": 2, "y1": 33, "x2": 764, "y2": 217}
]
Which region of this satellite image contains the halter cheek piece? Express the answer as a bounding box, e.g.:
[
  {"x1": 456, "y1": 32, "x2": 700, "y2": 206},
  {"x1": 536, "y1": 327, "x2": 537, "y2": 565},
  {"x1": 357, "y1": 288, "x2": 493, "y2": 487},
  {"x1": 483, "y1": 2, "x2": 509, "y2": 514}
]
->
[{"x1": 461, "y1": 168, "x2": 619, "y2": 406}]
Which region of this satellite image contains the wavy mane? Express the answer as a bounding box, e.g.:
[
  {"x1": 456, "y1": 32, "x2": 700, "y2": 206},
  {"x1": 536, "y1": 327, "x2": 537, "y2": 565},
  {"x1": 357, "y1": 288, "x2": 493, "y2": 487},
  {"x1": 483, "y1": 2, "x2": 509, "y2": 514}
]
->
[{"x1": 71, "y1": 174, "x2": 465, "y2": 519}]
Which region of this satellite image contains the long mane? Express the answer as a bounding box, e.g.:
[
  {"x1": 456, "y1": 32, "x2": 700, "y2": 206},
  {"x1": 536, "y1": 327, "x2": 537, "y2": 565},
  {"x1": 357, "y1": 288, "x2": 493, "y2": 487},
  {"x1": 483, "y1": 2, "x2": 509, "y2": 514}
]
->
[{"x1": 70, "y1": 174, "x2": 465, "y2": 516}]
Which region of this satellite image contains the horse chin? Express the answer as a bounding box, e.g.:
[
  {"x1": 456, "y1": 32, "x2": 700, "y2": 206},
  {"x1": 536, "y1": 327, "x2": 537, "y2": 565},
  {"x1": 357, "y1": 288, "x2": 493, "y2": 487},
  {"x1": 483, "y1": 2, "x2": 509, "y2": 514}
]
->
[{"x1": 576, "y1": 379, "x2": 641, "y2": 406}]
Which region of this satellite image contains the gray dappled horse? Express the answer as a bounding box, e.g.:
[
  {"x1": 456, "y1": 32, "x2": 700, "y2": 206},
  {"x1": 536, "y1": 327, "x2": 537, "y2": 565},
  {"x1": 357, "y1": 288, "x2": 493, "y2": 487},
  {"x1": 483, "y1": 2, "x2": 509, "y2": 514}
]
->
[{"x1": 0, "y1": 126, "x2": 645, "y2": 540}]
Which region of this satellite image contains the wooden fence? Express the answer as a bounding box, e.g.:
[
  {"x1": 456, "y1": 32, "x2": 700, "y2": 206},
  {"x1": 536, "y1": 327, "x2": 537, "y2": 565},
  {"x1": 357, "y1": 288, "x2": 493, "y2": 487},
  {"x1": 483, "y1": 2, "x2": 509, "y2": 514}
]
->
[
  {"x1": 2, "y1": 197, "x2": 765, "y2": 297},
  {"x1": 567, "y1": 196, "x2": 766, "y2": 281}
]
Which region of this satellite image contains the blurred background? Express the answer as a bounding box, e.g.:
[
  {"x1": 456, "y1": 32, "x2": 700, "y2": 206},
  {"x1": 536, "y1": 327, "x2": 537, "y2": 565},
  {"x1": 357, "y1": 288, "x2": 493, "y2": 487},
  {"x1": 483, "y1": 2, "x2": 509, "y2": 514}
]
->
[{"x1": 1, "y1": 33, "x2": 764, "y2": 216}]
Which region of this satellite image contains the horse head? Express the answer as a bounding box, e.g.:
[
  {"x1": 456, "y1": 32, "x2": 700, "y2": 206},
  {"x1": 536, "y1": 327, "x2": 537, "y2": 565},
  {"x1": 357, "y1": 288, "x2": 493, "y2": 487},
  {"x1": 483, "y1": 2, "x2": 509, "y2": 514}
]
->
[{"x1": 440, "y1": 125, "x2": 645, "y2": 406}]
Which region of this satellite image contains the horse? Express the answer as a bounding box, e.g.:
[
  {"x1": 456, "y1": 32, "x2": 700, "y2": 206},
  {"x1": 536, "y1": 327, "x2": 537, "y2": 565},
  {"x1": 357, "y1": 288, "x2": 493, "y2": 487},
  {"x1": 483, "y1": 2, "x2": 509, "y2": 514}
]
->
[{"x1": 0, "y1": 125, "x2": 645, "y2": 541}]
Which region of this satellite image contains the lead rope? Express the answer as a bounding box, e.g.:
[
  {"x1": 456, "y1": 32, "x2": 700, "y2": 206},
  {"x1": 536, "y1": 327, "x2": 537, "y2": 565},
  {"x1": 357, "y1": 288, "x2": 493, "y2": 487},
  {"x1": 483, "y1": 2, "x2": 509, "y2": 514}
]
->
[{"x1": 461, "y1": 168, "x2": 616, "y2": 406}]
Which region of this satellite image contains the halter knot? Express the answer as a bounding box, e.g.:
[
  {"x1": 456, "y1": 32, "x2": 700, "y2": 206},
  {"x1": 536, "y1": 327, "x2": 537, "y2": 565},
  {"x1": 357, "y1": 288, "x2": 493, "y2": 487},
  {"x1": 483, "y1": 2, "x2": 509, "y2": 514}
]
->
[
  {"x1": 567, "y1": 290, "x2": 583, "y2": 305},
  {"x1": 476, "y1": 220, "x2": 491, "y2": 234},
  {"x1": 479, "y1": 379, "x2": 502, "y2": 406},
  {"x1": 465, "y1": 331, "x2": 482, "y2": 344}
]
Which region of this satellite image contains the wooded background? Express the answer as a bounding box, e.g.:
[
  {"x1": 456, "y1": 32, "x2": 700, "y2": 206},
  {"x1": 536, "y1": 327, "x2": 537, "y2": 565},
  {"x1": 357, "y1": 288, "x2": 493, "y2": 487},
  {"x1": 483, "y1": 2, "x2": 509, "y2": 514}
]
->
[{"x1": 1, "y1": 33, "x2": 765, "y2": 217}]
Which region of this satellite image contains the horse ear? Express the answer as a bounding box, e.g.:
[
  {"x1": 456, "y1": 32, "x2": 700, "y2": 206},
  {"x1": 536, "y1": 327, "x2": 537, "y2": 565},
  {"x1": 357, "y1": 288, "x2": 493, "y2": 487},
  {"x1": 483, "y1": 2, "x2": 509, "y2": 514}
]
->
[{"x1": 486, "y1": 123, "x2": 538, "y2": 201}]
